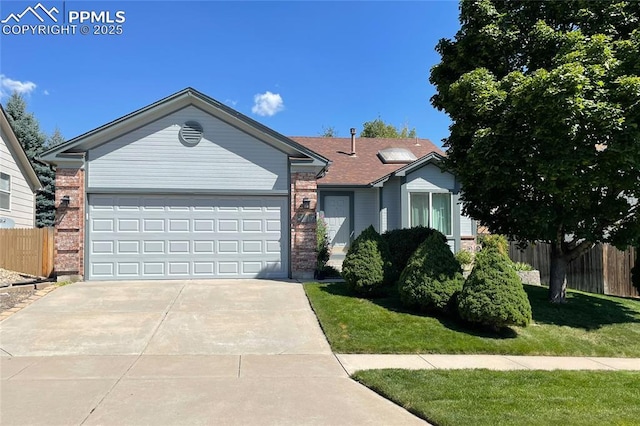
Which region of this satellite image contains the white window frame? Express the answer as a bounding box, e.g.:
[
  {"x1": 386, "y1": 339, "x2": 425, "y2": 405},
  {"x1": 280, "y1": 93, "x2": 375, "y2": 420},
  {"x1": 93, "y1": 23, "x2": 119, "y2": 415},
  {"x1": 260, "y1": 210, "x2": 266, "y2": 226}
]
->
[
  {"x1": 0, "y1": 172, "x2": 10, "y2": 211},
  {"x1": 409, "y1": 191, "x2": 453, "y2": 236}
]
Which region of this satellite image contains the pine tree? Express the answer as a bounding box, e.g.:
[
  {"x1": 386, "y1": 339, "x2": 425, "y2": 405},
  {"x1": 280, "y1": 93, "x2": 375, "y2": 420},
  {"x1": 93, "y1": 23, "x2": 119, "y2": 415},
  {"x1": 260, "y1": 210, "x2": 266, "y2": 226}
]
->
[
  {"x1": 47, "y1": 127, "x2": 65, "y2": 149},
  {"x1": 5, "y1": 93, "x2": 56, "y2": 227}
]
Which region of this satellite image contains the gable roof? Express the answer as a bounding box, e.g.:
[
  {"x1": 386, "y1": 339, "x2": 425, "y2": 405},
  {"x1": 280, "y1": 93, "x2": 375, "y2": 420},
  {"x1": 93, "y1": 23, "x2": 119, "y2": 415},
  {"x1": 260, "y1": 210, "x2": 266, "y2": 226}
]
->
[
  {"x1": 0, "y1": 105, "x2": 42, "y2": 192},
  {"x1": 40, "y1": 88, "x2": 330, "y2": 168},
  {"x1": 290, "y1": 136, "x2": 444, "y2": 186}
]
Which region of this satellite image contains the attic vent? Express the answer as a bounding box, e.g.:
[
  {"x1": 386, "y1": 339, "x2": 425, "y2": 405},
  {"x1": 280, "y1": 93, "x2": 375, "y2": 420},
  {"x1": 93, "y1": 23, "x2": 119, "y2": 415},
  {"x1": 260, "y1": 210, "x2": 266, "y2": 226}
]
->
[
  {"x1": 378, "y1": 147, "x2": 418, "y2": 164},
  {"x1": 179, "y1": 121, "x2": 204, "y2": 146}
]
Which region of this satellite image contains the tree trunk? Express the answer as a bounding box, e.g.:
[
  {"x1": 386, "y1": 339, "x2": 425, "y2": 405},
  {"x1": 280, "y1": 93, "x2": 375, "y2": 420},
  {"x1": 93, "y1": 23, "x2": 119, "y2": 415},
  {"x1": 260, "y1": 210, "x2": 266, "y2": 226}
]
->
[{"x1": 549, "y1": 243, "x2": 568, "y2": 303}]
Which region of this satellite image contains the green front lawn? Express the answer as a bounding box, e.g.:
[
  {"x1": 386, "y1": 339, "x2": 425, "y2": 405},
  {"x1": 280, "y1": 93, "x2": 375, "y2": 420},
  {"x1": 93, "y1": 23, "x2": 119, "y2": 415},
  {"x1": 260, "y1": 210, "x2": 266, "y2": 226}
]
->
[
  {"x1": 354, "y1": 369, "x2": 640, "y2": 426},
  {"x1": 354, "y1": 370, "x2": 640, "y2": 426},
  {"x1": 304, "y1": 282, "x2": 640, "y2": 356}
]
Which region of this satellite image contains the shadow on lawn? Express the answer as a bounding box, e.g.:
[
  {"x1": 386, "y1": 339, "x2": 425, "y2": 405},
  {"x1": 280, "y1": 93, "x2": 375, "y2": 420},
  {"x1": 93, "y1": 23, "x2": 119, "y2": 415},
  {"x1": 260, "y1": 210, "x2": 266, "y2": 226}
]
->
[
  {"x1": 525, "y1": 285, "x2": 640, "y2": 330},
  {"x1": 317, "y1": 281, "x2": 640, "y2": 334},
  {"x1": 318, "y1": 281, "x2": 519, "y2": 339}
]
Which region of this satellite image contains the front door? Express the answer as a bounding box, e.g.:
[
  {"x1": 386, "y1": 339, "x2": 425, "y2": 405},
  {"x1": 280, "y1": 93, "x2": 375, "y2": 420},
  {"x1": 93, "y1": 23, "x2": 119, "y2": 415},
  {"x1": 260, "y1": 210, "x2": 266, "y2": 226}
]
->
[{"x1": 323, "y1": 195, "x2": 351, "y2": 250}]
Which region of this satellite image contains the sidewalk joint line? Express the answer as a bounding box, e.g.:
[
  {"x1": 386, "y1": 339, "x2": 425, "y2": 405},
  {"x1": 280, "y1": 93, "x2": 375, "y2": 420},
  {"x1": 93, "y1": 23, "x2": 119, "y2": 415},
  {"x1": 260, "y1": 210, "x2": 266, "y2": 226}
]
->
[
  {"x1": 332, "y1": 353, "x2": 351, "y2": 376},
  {"x1": 238, "y1": 355, "x2": 242, "y2": 378},
  {"x1": 80, "y1": 284, "x2": 186, "y2": 425},
  {"x1": 139, "y1": 283, "x2": 186, "y2": 355},
  {"x1": 417, "y1": 355, "x2": 438, "y2": 369},
  {"x1": 78, "y1": 355, "x2": 139, "y2": 425},
  {"x1": 587, "y1": 357, "x2": 618, "y2": 370},
  {"x1": 503, "y1": 356, "x2": 532, "y2": 369}
]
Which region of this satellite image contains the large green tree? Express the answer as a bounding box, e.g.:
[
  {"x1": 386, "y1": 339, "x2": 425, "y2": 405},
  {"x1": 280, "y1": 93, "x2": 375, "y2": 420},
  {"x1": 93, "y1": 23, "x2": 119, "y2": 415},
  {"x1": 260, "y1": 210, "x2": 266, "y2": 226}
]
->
[
  {"x1": 47, "y1": 127, "x2": 66, "y2": 149},
  {"x1": 430, "y1": 0, "x2": 640, "y2": 303},
  {"x1": 319, "y1": 125, "x2": 338, "y2": 137},
  {"x1": 360, "y1": 118, "x2": 417, "y2": 138},
  {"x1": 5, "y1": 93, "x2": 56, "y2": 227}
]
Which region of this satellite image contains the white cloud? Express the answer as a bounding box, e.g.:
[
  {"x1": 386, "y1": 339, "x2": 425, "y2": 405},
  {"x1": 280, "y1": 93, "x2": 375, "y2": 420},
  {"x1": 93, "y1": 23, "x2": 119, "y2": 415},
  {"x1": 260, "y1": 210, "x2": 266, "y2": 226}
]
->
[
  {"x1": 43, "y1": 89, "x2": 50, "y2": 95},
  {"x1": 0, "y1": 74, "x2": 37, "y2": 98},
  {"x1": 251, "y1": 91, "x2": 284, "y2": 117},
  {"x1": 224, "y1": 98, "x2": 238, "y2": 107}
]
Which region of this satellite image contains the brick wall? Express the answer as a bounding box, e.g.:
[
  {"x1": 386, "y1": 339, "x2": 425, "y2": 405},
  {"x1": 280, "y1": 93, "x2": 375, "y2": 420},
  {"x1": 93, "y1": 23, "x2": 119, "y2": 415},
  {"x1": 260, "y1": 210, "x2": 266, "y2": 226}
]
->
[
  {"x1": 461, "y1": 236, "x2": 478, "y2": 253},
  {"x1": 290, "y1": 172, "x2": 317, "y2": 280},
  {"x1": 54, "y1": 168, "x2": 84, "y2": 280}
]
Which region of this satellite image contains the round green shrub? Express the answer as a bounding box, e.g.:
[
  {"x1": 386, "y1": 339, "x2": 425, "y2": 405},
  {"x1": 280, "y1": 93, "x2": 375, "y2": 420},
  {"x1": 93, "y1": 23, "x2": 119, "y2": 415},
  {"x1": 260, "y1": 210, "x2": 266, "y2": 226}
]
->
[
  {"x1": 478, "y1": 234, "x2": 509, "y2": 256},
  {"x1": 342, "y1": 226, "x2": 393, "y2": 296},
  {"x1": 382, "y1": 226, "x2": 438, "y2": 277},
  {"x1": 455, "y1": 249, "x2": 474, "y2": 267},
  {"x1": 398, "y1": 232, "x2": 465, "y2": 314},
  {"x1": 513, "y1": 261, "x2": 533, "y2": 272},
  {"x1": 457, "y1": 246, "x2": 532, "y2": 329}
]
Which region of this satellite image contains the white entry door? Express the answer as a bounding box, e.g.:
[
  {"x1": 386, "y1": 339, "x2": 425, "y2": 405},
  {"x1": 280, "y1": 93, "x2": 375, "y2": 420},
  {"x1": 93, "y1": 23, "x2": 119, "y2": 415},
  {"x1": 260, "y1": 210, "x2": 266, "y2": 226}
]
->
[{"x1": 323, "y1": 195, "x2": 351, "y2": 249}]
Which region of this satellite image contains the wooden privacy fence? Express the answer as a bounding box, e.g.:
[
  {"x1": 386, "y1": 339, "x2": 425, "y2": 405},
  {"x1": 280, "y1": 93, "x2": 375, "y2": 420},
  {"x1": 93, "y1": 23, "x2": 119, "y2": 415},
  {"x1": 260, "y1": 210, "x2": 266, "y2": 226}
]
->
[
  {"x1": 509, "y1": 242, "x2": 639, "y2": 298},
  {"x1": 0, "y1": 227, "x2": 54, "y2": 277}
]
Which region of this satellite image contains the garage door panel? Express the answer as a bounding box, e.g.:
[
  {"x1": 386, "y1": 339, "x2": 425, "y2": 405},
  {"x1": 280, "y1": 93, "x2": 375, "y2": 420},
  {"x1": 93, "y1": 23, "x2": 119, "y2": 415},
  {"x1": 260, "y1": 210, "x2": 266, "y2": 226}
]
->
[
  {"x1": 118, "y1": 219, "x2": 140, "y2": 232},
  {"x1": 118, "y1": 241, "x2": 140, "y2": 254},
  {"x1": 92, "y1": 219, "x2": 114, "y2": 232},
  {"x1": 194, "y1": 219, "x2": 215, "y2": 232},
  {"x1": 193, "y1": 241, "x2": 215, "y2": 254},
  {"x1": 92, "y1": 241, "x2": 114, "y2": 254},
  {"x1": 88, "y1": 195, "x2": 287, "y2": 280}
]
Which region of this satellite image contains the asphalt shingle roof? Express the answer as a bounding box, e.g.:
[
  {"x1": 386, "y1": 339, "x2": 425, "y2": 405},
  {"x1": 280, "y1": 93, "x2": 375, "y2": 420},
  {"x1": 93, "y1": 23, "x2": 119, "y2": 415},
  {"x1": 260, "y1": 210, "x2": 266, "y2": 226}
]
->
[{"x1": 290, "y1": 137, "x2": 444, "y2": 186}]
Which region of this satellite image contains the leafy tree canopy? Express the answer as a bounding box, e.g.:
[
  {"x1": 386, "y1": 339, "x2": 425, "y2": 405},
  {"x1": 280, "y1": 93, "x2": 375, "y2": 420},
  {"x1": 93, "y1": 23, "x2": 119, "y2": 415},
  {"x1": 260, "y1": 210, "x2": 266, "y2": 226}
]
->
[
  {"x1": 360, "y1": 118, "x2": 417, "y2": 138},
  {"x1": 430, "y1": 0, "x2": 640, "y2": 302},
  {"x1": 319, "y1": 125, "x2": 338, "y2": 137}
]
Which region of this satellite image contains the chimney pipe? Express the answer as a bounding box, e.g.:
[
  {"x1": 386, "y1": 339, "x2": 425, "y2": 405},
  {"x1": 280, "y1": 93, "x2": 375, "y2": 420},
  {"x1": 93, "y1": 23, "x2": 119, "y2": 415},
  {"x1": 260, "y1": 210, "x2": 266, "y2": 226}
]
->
[{"x1": 350, "y1": 128, "x2": 356, "y2": 156}]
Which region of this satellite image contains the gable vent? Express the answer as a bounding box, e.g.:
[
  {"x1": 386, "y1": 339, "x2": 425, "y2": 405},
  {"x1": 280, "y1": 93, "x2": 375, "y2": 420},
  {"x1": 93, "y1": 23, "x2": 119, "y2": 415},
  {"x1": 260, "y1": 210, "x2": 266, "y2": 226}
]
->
[{"x1": 179, "y1": 121, "x2": 204, "y2": 146}]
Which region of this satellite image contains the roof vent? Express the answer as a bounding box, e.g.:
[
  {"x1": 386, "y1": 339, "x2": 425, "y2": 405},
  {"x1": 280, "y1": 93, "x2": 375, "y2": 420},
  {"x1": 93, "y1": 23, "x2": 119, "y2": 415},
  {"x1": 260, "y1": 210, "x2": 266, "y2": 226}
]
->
[
  {"x1": 377, "y1": 147, "x2": 417, "y2": 164},
  {"x1": 179, "y1": 121, "x2": 204, "y2": 146}
]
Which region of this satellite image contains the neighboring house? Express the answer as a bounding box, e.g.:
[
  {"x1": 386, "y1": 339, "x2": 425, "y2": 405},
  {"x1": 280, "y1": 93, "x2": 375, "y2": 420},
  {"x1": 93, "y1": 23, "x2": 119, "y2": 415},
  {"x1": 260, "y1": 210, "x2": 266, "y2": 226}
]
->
[
  {"x1": 291, "y1": 134, "x2": 476, "y2": 254},
  {"x1": 41, "y1": 88, "x2": 329, "y2": 281},
  {"x1": 0, "y1": 105, "x2": 42, "y2": 228}
]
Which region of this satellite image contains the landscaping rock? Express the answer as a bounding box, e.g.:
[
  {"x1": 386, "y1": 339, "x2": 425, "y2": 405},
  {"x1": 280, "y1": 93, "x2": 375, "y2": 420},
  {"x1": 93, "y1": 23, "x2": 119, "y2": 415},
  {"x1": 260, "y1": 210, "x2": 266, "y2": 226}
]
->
[
  {"x1": 517, "y1": 270, "x2": 541, "y2": 286},
  {"x1": 0, "y1": 268, "x2": 24, "y2": 285}
]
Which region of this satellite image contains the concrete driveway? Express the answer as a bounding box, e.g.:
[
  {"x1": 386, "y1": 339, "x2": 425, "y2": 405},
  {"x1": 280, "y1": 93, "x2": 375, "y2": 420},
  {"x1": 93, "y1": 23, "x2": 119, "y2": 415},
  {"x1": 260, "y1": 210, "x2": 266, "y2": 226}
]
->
[{"x1": 0, "y1": 280, "x2": 425, "y2": 425}]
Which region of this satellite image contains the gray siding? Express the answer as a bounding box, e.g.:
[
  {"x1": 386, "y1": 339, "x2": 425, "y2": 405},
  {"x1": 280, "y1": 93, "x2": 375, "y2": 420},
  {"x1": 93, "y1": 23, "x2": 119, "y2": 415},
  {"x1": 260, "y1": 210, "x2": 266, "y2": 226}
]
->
[
  {"x1": 460, "y1": 213, "x2": 474, "y2": 236},
  {"x1": 88, "y1": 106, "x2": 288, "y2": 192},
  {"x1": 0, "y1": 127, "x2": 35, "y2": 228},
  {"x1": 353, "y1": 189, "x2": 378, "y2": 236},
  {"x1": 381, "y1": 177, "x2": 401, "y2": 232},
  {"x1": 406, "y1": 163, "x2": 455, "y2": 191}
]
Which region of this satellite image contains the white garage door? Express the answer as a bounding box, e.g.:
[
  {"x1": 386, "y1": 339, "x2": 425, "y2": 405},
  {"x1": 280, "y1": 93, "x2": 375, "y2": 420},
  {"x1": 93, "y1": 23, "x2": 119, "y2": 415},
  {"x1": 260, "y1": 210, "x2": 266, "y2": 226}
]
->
[{"x1": 87, "y1": 194, "x2": 288, "y2": 280}]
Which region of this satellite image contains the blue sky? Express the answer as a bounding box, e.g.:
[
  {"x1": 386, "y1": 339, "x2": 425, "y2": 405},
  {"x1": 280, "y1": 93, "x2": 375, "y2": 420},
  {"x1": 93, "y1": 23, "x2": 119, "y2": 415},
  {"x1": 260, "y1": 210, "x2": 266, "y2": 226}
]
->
[{"x1": 0, "y1": 1, "x2": 461, "y2": 147}]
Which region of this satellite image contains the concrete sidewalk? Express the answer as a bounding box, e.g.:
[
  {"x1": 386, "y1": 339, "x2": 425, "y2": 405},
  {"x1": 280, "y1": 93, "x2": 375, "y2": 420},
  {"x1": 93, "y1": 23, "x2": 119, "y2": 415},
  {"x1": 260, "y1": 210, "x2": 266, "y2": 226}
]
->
[
  {"x1": 1, "y1": 354, "x2": 429, "y2": 426},
  {"x1": 0, "y1": 280, "x2": 428, "y2": 426},
  {"x1": 1, "y1": 280, "x2": 638, "y2": 425},
  {"x1": 336, "y1": 354, "x2": 640, "y2": 374}
]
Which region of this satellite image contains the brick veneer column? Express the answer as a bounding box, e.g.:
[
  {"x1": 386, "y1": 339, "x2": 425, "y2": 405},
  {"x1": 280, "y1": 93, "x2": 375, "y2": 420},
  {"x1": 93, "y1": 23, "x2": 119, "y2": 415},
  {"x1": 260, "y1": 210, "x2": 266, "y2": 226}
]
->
[
  {"x1": 291, "y1": 172, "x2": 317, "y2": 280},
  {"x1": 55, "y1": 168, "x2": 85, "y2": 281}
]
